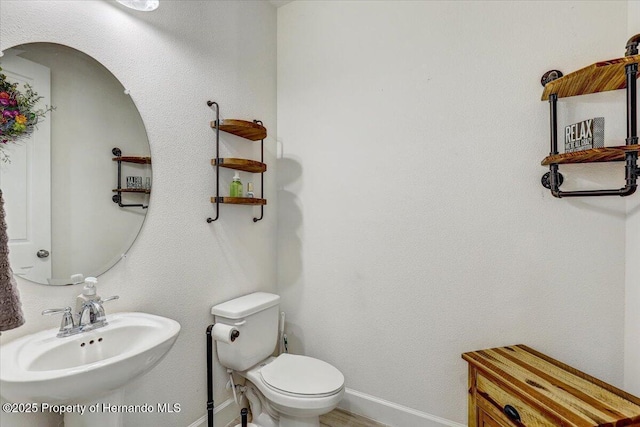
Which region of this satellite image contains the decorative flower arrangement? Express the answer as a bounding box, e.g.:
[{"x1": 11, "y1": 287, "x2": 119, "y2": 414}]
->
[{"x1": 0, "y1": 67, "x2": 53, "y2": 163}]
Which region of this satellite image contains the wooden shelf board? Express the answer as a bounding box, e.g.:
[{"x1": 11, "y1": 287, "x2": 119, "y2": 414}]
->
[
  {"x1": 541, "y1": 144, "x2": 640, "y2": 165},
  {"x1": 211, "y1": 119, "x2": 267, "y2": 141},
  {"x1": 112, "y1": 156, "x2": 151, "y2": 164},
  {"x1": 112, "y1": 188, "x2": 151, "y2": 194},
  {"x1": 211, "y1": 197, "x2": 266, "y2": 205},
  {"x1": 541, "y1": 55, "x2": 640, "y2": 100},
  {"x1": 212, "y1": 158, "x2": 267, "y2": 173}
]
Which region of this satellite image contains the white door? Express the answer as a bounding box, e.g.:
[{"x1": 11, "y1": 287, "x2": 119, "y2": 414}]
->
[{"x1": 0, "y1": 54, "x2": 52, "y2": 282}]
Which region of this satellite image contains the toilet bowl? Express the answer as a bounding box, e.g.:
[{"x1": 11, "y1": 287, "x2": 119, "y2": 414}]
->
[
  {"x1": 211, "y1": 293, "x2": 345, "y2": 427},
  {"x1": 244, "y1": 354, "x2": 344, "y2": 420}
]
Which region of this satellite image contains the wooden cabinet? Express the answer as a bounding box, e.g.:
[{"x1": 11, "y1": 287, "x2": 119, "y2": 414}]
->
[{"x1": 463, "y1": 345, "x2": 640, "y2": 427}]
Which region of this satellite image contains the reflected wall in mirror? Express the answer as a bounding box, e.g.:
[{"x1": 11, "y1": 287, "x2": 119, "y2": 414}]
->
[{"x1": 0, "y1": 43, "x2": 151, "y2": 285}]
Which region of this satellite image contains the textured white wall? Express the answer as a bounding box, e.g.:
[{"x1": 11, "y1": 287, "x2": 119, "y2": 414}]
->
[
  {"x1": 277, "y1": 1, "x2": 628, "y2": 424},
  {"x1": 626, "y1": 0, "x2": 640, "y2": 396},
  {"x1": 0, "y1": 1, "x2": 276, "y2": 426}
]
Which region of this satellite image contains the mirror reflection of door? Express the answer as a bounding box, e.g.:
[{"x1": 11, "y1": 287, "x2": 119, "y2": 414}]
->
[
  {"x1": 0, "y1": 55, "x2": 52, "y2": 283},
  {"x1": 0, "y1": 43, "x2": 150, "y2": 286}
]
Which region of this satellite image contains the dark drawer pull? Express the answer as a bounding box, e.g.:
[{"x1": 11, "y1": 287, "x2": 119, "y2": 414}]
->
[{"x1": 504, "y1": 404, "x2": 521, "y2": 422}]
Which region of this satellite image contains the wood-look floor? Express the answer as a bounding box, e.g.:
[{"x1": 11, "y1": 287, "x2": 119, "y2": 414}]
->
[
  {"x1": 320, "y1": 409, "x2": 389, "y2": 426},
  {"x1": 226, "y1": 408, "x2": 389, "y2": 427}
]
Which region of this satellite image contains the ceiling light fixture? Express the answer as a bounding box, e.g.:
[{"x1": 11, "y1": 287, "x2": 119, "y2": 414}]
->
[{"x1": 116, "y1": 0, "x2": 159, "y2": 12}]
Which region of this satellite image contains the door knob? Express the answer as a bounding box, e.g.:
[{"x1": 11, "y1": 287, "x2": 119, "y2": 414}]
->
[{"x1": 37, "y1": 249, "x2": 50, "y2": 258}]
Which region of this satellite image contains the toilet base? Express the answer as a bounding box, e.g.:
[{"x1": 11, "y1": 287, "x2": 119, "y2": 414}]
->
[{"x1": 245, "y1": 382, "x2": 322, "y2": 427}]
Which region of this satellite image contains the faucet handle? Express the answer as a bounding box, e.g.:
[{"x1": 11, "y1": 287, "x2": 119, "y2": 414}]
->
[
  {"x1": 42, "y1": 307, "x2": 72, "y2": 316},
  {"x1": 98, "y1": 296, "x2": 118, "y2": 324},
  {"x1": 42, "y1": 307, "x2": 76, "y2": 337}
]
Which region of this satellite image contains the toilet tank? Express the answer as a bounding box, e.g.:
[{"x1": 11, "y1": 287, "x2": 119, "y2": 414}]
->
[{"x1": 211, "y1": 292, "x2": 280, "y2": 371}]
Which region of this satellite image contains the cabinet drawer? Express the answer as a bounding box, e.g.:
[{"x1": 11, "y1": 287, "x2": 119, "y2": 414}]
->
[
  {"x1": 477, "y1": 396, "x2": 522, "y2": 427},
  {"x1": 477, "y1": 373, "x2": 558, "y2": 426},
  {"x1": 478, "y1": 407, "x2": 507, "y2": 427}
]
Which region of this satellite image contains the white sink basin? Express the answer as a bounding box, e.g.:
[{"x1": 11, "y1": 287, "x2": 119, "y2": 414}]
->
[{"x1": 0, "y1": 312, "x2": 180, "y2": 404}]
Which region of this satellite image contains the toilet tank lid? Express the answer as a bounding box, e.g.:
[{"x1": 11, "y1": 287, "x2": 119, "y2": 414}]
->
[{"x1": 211, "y1": 292, "x2": 280, "y2": 319}]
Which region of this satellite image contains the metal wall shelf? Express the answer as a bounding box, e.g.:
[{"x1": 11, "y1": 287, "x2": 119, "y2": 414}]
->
[
  {"x1": 541, "y1": 54, "x2": 640, "y2": 100},
  {"x1": 540, "y1": 34, "x2": 640, "y2": 198},
  {"x1": 211, "y1": 119, "x2": 267, "y2": 141},
  {"x1": 212, "y1": 158, "x2": 267, "y2": 173},
  {"x1": 212, "y1": 197, "x2": 267, "y2": 205},
  {"x1": 112, "y1": 188, "x2": 151, "y2": 194},
  {"x1": 206, "y1": 102, "x2": 267, "y2": 222},
  {"x1": 111, "y1": 147, "x2": 151, "y2": 209},
  {"x1": 541, "y1": 144, "x2": 640, "y2": 165},
  {"x1": 111, "y1": 155, "x2": 151, "y2": 164}
]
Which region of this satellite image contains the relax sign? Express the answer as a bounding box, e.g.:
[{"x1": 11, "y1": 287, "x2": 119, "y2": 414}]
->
[{"x1": 565, "y1": 117, "x2": 604, "y2": 153}]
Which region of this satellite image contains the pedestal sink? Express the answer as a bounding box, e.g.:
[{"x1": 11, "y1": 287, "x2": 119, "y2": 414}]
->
[{"x1": 0, "y1": 312, "x2": 180, "y2": 427}]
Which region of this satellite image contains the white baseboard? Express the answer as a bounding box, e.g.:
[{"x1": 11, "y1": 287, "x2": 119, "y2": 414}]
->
[
  {"x1": 188, "y1": 389, "x2": 465, "y2": 427},
  {"x1": 187, "y1": 398, "x2": 240, "y2": 427},
  {"x1": 338, "y1": 388, "x2": 466, "y2": 427}
]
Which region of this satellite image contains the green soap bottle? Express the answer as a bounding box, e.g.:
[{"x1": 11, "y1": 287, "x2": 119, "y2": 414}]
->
[{"x1": 230, "y1": 171, "x2": 243, "y2": 197}]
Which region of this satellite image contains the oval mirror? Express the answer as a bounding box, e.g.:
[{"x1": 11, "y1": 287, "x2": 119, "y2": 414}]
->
[{"x1": 0, "y1": 43, "x2": 150, "y2": 285}]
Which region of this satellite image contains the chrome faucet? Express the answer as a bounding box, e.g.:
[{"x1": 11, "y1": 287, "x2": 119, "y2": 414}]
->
[
  {"x1": 79, "y1": 300, "x2": 106, "y2": 329},
  {"x1": 42, "y1": 296, "x2": 119, "y2": 337}
]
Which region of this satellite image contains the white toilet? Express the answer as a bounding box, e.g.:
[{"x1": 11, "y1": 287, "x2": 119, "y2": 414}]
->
[{"x1": 212, "y1": 292, "x2": 345, "y2": 427}]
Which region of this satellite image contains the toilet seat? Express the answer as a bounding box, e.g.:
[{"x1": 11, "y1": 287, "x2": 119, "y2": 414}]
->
[{"x1": 259, "y1": 354, "x2": 344, "y2": 397}]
